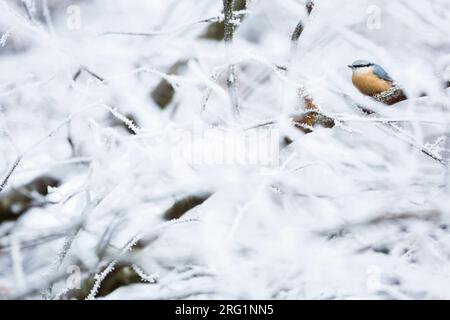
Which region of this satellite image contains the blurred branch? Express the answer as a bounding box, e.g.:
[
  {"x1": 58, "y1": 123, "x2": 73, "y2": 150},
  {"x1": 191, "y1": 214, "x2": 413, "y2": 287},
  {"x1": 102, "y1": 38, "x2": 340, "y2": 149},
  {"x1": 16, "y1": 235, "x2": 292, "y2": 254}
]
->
[
  {"x1": 163, "y1": 193, "x2": 211, "y2": 221},
  {"x1": 99, "y1": 10, "x2": 248, "y2": 38},
  {"x1": 151, "y1": 60, "x2": 189, "y2": 109},
  {"x1": 306, "y1": 0, "x2": 315, "y2": 14},
  {"x1": 318, "y1": 210, "x2": 441, "y2": 239},
  {"x1": 20, "y1": 0, "x2": 35, "y2": 21},
  {"x1": 0, "y1": 231, "x2": 66, "y2": 253},
  {"x1": 284, "y1": 1, "x2": 316, "y2": 132},
  {"x1": 201, "y1": 69, "x2": 226, "y2": 112},
  {"x1": 290, "y1": 1, "x2": 314, "y2": 57},
  {"x1": 223, "y1": 0, "x2": 241, "y2": 118},
  {"x1": 42, "y1": 0, "x2": 55, "y2": 34},
  {"x1": 44, "y1": 192, "x2": 103, "y2": 299}
]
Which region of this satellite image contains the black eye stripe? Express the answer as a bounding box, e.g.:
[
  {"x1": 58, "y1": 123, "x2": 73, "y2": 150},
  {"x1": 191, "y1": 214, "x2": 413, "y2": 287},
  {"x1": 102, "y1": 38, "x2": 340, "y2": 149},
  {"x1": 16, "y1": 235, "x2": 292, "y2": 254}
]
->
[{"x1": 354, "y1": 64, "x2": 372, "y2": 68}]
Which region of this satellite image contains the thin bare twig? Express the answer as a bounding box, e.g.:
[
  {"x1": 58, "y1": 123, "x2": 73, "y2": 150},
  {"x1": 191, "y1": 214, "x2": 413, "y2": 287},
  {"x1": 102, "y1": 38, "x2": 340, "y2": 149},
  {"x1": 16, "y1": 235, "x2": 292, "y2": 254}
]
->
[
  {"x1": 99, "y1": 11, "x2": 248, "y2": 38},
  {"x1": 0, "y1": 156, "x2": 22, "y2": 193},
  {"x1": 99, "y1": 17, "x2": 217, "y2": 37},
  {"x1": 73, "y1": 66, "x2": 105, "y2": 83}
]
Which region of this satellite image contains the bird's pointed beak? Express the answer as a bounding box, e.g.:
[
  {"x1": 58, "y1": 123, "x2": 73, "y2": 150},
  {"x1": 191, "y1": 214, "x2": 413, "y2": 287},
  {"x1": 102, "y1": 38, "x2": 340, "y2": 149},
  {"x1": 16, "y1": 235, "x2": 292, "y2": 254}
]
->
[{"x1": 347, "y1": 65, "x2": 354, "y2": 69}]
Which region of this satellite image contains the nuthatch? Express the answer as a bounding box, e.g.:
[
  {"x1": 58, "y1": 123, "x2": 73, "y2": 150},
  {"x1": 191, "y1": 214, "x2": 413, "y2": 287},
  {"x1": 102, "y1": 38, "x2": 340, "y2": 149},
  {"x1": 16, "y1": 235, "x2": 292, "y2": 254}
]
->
[{"x1": 348, "y1": 60, "x2": 393, "y2": 95}]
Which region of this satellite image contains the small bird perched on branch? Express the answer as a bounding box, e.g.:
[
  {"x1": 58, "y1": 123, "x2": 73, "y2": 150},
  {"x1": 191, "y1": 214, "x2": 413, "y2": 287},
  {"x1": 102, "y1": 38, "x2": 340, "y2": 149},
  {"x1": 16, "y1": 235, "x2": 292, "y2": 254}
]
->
[
  {"x1": 348, "y1": 59, "x2": 394, "y2": 95},
  {"x1": 348, "y1": 60, "x2": 408, "y2": 105}
]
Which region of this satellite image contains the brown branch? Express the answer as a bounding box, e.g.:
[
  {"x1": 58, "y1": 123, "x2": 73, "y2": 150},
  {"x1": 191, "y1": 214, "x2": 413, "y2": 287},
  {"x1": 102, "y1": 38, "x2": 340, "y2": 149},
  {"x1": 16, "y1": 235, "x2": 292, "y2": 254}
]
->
[
  {"x1": 163, "y1": 193, "x2": 211, "y2": 220},
  {"x1": 372, "y1": 86, "x2": 407, "y2": 105},
  {"x1": 373, "y1": 81, "x2": 450, "y2": 106}
]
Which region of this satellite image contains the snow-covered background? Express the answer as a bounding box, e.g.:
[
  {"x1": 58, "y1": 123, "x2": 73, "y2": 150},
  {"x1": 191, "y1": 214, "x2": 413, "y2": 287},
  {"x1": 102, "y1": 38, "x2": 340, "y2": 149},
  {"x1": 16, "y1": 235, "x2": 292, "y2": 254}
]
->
[{"x1": 1, "y1": 0, "x2": 450, "y2": 299}]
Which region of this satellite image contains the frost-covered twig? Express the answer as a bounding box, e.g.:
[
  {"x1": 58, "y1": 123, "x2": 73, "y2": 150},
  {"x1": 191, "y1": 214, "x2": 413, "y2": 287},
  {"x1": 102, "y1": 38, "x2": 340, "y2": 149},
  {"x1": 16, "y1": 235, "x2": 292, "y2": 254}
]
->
[
  {"x1": 372, "y1": 82, "x2": 450, "y2": 106},
  {"x1": 103, "y1": 105, "x2": 141, "y2": 135},
  {"x1": 372, "y1": 85, "x2": 408, "y2": 105},
  {"x1": 382, "y1": 122, "x2": 446, "y2": 165},
  {"x1": 223, "y1": 0, "x2": 241, "y2": 118},
  {"x1": 43, "y1": 191, "x2": 101, "y2": 299},
  {"x1": 0, "y1": 28, "x2": 14, "y2": 47},
  {"x1": 131, "y1": 264, "x2": 158, "y2": 283},
  {"x1": 333, "y1": 89, "x2": 448, "y2": 165},
  {"x1": 85, "y1": 260, "x2": 117, "y2": 300},
  {"x1": 86, "y1": 235, "x2": 140, "y2": 300}
]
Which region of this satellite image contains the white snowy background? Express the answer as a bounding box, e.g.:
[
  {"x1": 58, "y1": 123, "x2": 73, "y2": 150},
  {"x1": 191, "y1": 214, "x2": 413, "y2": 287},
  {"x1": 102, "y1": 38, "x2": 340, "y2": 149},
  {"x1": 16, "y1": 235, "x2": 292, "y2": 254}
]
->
[{"x1": 1, "y1": 0, "x2": 450, "y2": 299}]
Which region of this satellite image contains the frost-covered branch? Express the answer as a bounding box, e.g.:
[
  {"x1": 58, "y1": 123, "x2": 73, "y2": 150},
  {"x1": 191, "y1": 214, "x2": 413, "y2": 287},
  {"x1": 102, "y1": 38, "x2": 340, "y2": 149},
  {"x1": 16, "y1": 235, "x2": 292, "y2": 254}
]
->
[{"x1": 372, "y1": 85, "x2": 408, "y2": 105}]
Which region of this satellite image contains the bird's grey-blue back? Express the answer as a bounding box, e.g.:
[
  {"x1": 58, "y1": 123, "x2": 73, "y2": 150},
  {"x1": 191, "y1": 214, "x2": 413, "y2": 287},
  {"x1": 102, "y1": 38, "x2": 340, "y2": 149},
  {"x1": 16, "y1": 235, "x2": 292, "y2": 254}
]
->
[{"x1": 372, "y1": 63, "x2": 393, "y2": 82}]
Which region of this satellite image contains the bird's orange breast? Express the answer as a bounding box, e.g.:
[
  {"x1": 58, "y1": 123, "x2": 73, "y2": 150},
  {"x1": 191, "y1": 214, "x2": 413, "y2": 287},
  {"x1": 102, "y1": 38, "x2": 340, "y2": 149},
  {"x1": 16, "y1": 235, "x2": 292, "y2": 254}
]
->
[{"x1": 352, "y1": 70, "x2": 392, "y2": 95}]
